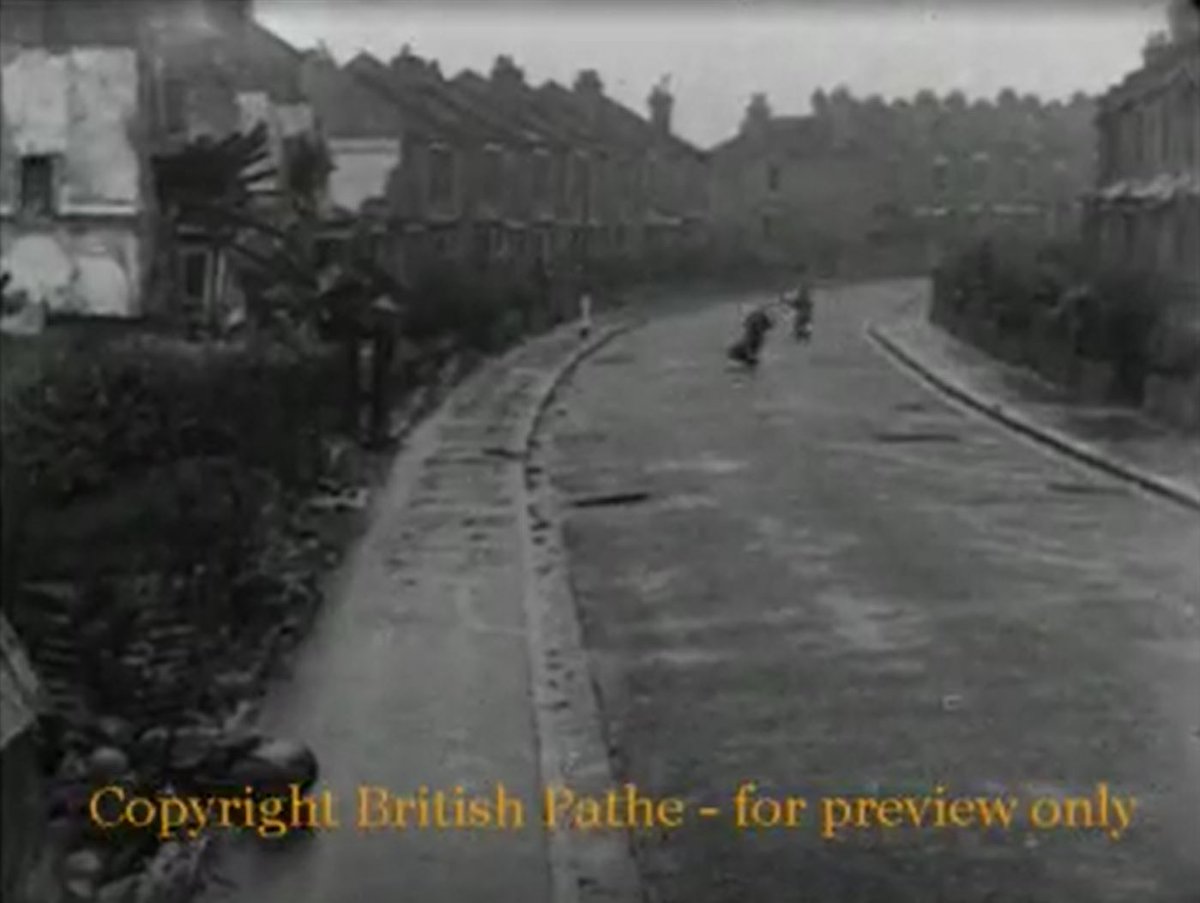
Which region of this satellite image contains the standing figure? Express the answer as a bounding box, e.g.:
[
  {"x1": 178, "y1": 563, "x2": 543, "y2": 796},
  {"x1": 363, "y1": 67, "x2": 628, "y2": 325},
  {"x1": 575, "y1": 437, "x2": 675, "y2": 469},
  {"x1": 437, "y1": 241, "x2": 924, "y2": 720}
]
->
[
  {"x1": 784, "y1": 264, "x2": 814, "y2": 341},
  {"x1": 578, "y1": 286, "x2": 593, "y2": 340}
]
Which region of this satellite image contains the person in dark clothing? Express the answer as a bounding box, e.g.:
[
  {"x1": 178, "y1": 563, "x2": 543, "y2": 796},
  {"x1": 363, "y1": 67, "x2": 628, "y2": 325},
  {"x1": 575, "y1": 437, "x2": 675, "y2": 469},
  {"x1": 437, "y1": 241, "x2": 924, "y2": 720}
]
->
[{"x1": 728, "y1": 303, "x2": 774, "y2": 367}]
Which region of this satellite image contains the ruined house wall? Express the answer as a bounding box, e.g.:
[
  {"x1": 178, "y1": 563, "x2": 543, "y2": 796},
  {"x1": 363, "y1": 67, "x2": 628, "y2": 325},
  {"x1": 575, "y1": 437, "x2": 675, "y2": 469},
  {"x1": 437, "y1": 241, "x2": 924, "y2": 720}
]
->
[{"x1": 0, "y1": 44, "x2": 144, "y2": 316}]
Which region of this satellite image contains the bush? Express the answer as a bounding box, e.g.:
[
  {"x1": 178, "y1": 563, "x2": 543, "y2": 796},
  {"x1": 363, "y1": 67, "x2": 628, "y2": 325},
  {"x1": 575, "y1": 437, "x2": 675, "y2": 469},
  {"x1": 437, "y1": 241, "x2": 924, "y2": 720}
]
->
[{"x1": 1, "y1": 330, "x2": 342, "y2": 613}]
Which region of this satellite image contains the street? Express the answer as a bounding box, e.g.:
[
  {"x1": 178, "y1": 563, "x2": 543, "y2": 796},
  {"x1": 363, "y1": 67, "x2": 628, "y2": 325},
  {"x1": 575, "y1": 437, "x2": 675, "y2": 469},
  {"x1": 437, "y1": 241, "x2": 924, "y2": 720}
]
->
[{"x1": 545, "y1": 280, "x2": 1200, "y2": 903}]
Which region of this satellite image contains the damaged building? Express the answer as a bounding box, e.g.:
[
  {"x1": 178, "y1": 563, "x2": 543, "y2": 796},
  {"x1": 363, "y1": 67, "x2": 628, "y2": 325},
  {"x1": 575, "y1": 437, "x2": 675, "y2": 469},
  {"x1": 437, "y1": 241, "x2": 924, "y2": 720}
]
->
[{"x1": 0, "y1": 0, "x2": 327, "y2": 323}]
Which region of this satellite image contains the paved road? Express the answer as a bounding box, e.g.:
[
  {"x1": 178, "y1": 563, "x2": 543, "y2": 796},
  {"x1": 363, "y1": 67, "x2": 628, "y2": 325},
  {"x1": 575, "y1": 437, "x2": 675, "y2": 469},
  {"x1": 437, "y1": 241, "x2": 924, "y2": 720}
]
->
[{"x1": 546, "y1": 281, "x2": 1200, "y2": 903}]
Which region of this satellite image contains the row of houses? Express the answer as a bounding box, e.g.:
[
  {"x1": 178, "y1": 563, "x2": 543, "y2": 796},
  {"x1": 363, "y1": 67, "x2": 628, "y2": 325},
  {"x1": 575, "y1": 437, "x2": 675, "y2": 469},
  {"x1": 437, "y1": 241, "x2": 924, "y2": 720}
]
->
[
  {"x1": 708, "y1": 87, "x2": 1096, "y2": 276},
  {"x1": 1084, "y1": 0, "x2": 1200, "y2": 303},
  {"x1": 305, "y1": 50, "x2": 709, "y2": 289},
  {"x1": 0, "y1": 0, "x2": 710, "y2": 322}
]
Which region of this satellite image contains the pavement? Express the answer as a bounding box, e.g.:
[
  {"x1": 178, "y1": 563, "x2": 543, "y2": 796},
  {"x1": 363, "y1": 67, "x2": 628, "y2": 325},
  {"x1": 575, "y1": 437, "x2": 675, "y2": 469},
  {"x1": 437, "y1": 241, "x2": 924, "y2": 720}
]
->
[
  {"x1": 869, "y1": 295, "x2": 1200, "y2": 511},
  {"x1": 200, "y1": 318, "x2": 639, "y2": 903},
  {"x1": 545, "y1": 279, "x2": 1200, "y2": 903}
]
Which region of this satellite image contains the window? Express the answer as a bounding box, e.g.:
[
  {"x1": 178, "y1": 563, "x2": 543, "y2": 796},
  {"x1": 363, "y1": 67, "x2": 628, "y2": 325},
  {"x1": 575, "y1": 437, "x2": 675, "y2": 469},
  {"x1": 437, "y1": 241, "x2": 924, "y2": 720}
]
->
[
  {"x1": 163, "y1": 76, "x2": 187, "y2": 136},
  {"x1": 971, "y1": 155, "x2": 989, "y2": 192},
  {"x1": 572, "y1": 153, "x2": 591, "y2": 215},
  {"x1": 179, "y1": 247, "x2": 211, "y2": 302},
  {"x1": 1015, "y1": 159, "x2": 1031, "y2": 193},
  {"x1": 762, "y1": 215, "x2": 774, "y2": 240},
  {"x1": 19, "y1": 155, "x2": 55, "y2": 216},
  {"x1": 472, "y1": 223, "x2": 490, "y2": 268},
  {"x1": 932, "y1": 159, "x2": 949, "y2": 195},
  {"x1": 555, "y1": 152, "x2": 569, "y2": 211},
  {"x1": 428, "y1": 145, "x2": 455, "y2": 209},
  {"x1": 532, "y1": 149, "x2": 552, "y2": 211},
  {"x1": 481, "y1": 146, "x2": 504, "y2": 209},
  {"x1": 767, "y1": 163, "x2": 781, "y2": 193}
]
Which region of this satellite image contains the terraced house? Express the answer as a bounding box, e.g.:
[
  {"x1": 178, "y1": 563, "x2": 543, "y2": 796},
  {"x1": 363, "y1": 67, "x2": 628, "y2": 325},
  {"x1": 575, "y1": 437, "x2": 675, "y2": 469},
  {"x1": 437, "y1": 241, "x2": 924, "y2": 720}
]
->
[
  {"x1": 1085, "y1": 0, "x2": 1200, "y2": 303},
  {"x1": 710, "y1": 87, "x2": 1094, "y2": 277},
  {"x1": 300, "y1": 47, "x2": 709, "y2": 287},
  {"x1": 0, "y1": 0, "x2": 326, "y2": 322}
]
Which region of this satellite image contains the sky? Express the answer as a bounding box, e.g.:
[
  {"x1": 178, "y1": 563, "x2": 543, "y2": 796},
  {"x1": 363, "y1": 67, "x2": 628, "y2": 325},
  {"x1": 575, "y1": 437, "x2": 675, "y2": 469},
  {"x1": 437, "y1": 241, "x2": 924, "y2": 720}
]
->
[{"x1": 257, "y1": 1, "x2": 1168, "y2": 148}]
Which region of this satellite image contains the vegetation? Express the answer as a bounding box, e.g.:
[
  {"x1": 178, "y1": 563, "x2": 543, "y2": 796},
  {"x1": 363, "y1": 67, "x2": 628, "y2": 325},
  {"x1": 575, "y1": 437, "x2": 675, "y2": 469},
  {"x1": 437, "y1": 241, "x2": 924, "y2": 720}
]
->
[{"x1": 932, "y1": 235, "x2": 1197, "y2": 404}]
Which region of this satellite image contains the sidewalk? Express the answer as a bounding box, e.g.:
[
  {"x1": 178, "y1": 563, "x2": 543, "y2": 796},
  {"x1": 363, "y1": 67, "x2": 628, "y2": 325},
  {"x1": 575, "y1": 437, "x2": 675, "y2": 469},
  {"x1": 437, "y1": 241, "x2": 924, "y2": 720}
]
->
[
  {"x1": 870, "y1": 302, "x2": 1200, "y2": 511},
  {"x1": 201, "y1": 318, "x2": 637, "y2": 903}
]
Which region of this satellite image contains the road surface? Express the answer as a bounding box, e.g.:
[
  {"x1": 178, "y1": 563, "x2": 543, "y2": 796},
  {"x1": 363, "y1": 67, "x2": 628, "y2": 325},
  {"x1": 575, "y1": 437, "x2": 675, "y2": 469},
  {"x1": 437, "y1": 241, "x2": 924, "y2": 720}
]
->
[{"x1": 545, "y1": 280, "x2": 1200, "y2": 903}]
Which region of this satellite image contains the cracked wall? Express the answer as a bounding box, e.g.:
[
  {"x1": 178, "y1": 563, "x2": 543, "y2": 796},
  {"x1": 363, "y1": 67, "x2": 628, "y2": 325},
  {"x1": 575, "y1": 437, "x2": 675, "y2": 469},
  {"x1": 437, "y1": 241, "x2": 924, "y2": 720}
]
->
[{"x1": 0, "y1": 45, "x2": 144, "y2": 316}]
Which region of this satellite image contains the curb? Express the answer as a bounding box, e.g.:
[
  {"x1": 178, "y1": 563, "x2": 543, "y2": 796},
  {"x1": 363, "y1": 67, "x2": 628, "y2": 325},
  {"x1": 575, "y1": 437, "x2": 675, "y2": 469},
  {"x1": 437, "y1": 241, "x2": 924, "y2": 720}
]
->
[
  {"x1": 867, "y1": 321, "x2": 1200, "y2": 513},
  {"x1": 512, "y1": 319, "x2": 646, "y2": 903}
]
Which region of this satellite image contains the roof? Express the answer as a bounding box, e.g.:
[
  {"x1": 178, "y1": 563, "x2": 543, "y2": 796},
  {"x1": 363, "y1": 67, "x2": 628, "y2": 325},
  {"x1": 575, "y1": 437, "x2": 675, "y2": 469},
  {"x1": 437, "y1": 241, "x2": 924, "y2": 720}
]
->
[
  {"x1": 304, "y1": 53, "x2": 410, "y2": 139},
  {"x1": 1099, "y1": 36, "x2": 1199, "y2": 112},
  {"x1": 596, "y1": 90, "x2": 705, "y2": 161},
  {"x1": 346, "y1": 54, "x2": 476, "y2": 143},
  {"x1": 229, "y1": 19, "x2": 308, "y2": 104},
  {"x1": 1, "y1": 614, "x2": 40, "y2": 748},
  {"x1": 452, "y1": 71, "x2": 581, "y2": 149},
  {"x1": 531, "y1": 82, "x2": 608, "y2": 149},
  {"x1": 350, "y1": 53, "x2": 534, "y2": 148},
  {"x1": 709, "y1": 116, "x2": 826, "y2": 157}
]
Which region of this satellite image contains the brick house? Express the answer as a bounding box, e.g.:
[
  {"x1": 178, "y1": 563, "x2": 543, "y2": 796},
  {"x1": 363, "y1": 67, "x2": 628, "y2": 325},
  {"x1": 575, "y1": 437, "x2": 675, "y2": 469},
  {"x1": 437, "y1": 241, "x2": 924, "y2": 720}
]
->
[
  {"x1": 532, "y1": 70, "x2": 709, "y2": 272},
  {"x1": 340, "y1": 50, "x2": 535, "y2": 280},
  {"x1": 709, "y1": 87, "x2": 1094, "y2": 277},
  {"x1": 1084, "y1": 0, "x2": 1200, "y2": 303},
  {"x1": 0, "y1": 0, "x2": 325, "y2": 321}
]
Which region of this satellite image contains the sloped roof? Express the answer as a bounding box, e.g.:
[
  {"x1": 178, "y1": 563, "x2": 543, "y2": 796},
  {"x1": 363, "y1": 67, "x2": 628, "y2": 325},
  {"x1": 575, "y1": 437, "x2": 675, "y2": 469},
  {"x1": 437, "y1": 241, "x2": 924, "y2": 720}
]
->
[
  {"x1": 1, "y1": 614, "x2": 40, "y2": 748},
  {"x1": 304, "y1": 54, "x2": 410, "y2": 139},
  {"x1": 596, "y1": 90, "x2": 705, "y2": 160},
  {"x1": 452, "y1": 71, "x2": 581, "y2": 149},
  {"x1": 709, "y1": 116, "x2": 826, "y2": 157},
  {"x1": 231, "y1": 19, "x2": 308, "y2": 104},
  {"x1": 350, "y1": 53, "x2": 533, "y2": 147},
  {"x1": 531, "y1": 82, "x2": 608, "y2": 149},
  {"x1": 347, "y1": 53, "x2": 477, "y2": 143}
]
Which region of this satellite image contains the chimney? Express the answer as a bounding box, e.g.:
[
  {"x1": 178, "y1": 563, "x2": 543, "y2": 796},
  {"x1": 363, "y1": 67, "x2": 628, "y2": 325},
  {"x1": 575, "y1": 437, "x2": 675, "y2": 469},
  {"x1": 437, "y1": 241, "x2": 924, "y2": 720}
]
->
[
  {"x1": 491, "y1": 55, "x2": 526, "y2": 99},
  {"x1": 1142, "y1": 30, "x2": 1171, "y2": 64},
  {"x1": 648, "y1": 78, "x2": 673, "y2": 135},
  {"x1": 740, "y1": 93, "x2": 771, "y2": 137},
  {"x1": 574, "y1": 69, "x2": 604, "y2": 129},
  {"x1": 392, "y1": 47, "x2": 437, "y2": 84}
]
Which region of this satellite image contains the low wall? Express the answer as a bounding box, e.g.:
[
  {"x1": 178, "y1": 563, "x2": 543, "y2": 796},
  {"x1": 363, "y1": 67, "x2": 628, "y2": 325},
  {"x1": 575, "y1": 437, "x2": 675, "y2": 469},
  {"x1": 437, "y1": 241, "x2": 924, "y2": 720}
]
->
[{"x1": 934, "y1": 304, "x2": 1199, "y2": 434}]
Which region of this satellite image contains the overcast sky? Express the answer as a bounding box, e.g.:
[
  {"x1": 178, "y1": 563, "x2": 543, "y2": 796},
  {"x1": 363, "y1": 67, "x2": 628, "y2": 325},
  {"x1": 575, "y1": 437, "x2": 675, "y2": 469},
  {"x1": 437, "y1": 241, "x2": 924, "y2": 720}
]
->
[{"x1": 257, "y1": 1, "x2": 1167, "y2": 147}]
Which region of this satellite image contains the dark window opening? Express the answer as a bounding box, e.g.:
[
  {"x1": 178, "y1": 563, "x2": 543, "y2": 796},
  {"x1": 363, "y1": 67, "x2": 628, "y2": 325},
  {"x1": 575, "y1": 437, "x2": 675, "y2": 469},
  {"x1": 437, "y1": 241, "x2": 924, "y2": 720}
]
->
[
  {"x1": 19, "y1": 155, "x2": 55, "y2": 216},
  {"x1": 767, "y1": 164, "x2": 781, "y2": 192},
  {"x1": 429, "y1": 147, "x2": 454, "y2": 208},
  {"x1": 180, "y1": 249, "x2": 210, "y2": 301},
  {"x1": 163, "y1": 76, "x2": 187, "y2": 136},
  {"x1": 482, "y1": 147, "x2": 504, "y2": 209},
  {"x1": 932, "y1": 161, "x2": 948, "y2": 195}
]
